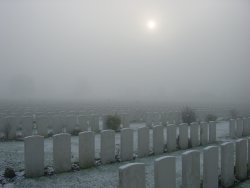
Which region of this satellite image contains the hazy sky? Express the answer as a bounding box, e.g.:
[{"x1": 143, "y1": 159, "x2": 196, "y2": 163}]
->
[{"x1": 0, "y1": 0, "x2": 249, "y2": 103}]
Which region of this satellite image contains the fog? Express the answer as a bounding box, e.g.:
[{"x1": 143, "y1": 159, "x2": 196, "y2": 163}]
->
[{"x1": 0, "y1": 0, "x2": 249, "y2": 104}]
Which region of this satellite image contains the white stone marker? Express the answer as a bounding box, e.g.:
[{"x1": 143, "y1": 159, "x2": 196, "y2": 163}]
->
[
  {"x1": 236, "y1": 118, "x2": 243, "y2": 138},
  {"x1": 179, "y1": 123, "x2": 188, "y2": 150},
  {"x1": 53, "y1": 133, "x2": 71, "y2": 173},
  {"x1": 167, "y1": 124, "x2": 177, "y2": 152},
  {"x1": 137, "y1": 126, "x2": 149, "y2": 158},
  {"x1": 120, "y1": 128, "x2": 133, "y2": 161},
  {"x1": 236, "y1": 138, "x2": 247, "y2": 180},
  {"x1": 190, "y1": 122, "x2": 199, "y2": 147},
  {"x1": 221, "y1": 142, "x2": 235, "y2": 187},
  {"x1": 209, "y1": 121, "x2": 216, "y2": 143},
  {"x1": 79, "y1": 131, "x2": 95, "y2": 169},
  {"x1": 101, "y1": 130, "x2": 115, "y2": 164},
  {"x1": 203, "y1": 146, "x2": 219, "y2": 188},
  {"x1": 154, "y1": 156, "x2": 176, "y2": 188},
  {"x1": 24, "y1": 135, "x2": 44, "y2": 177},
  {"x1": 146, "y1": 112, "x2": 153, "y2": 128},
  {"x1": 78, "y1": 115, "x2": 88, "y2": 131},
  {"x1": 200, "y1": 122, "x2": 208, "y2": 145},
  {"x1": 119, "y1": 163, "x2": 145, "y2": 188},
  {"x1": 52, "y1": 115, "x2": 63, "y2": 134},
  {"x1": 21, "y1": 116, "x2": 33, "y2": 137},
  {"x1": 248, "y1": 137, "x2": 250, "y2": 172},
  {"x1": 182, "y1": 150, "x2": 200, "y2": 188},
  {"x1": 90, "y1": 115, "x2": 99, "y2": 132},
  {"x1": 36, "y1": 116, "x2": 49, "y2": 137},
  {"x1": 153, "y1": 125, "x2": 164, "y2": 155},
  {"x1": 243, "y1": 118, "x2": 250, "y2": 136},
  {"x1": 229, "y1": 119, "x2": 236, "y2": 138}
]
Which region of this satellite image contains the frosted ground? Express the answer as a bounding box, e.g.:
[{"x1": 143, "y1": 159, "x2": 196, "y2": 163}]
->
[{"x1": 0, "y1": 121, "x2": 249, "y2": 187}]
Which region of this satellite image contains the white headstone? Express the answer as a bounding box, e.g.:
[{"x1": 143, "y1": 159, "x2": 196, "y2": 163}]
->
[
  {"x1": 90, "y1": 115, "x2": 99, "y2": 132},
  {"x1": 24, "y1": 135, "x2": 44, "y2": 177},
  {"x1": 236, "y1": 118, "x2": 243, "y2": 138},
  {"x1": 182, "y1": 150, "x2": 200, "y2": 188},
  {"x1": 53, "y1": 133, "x2": 71, "y2": 173},
  {"x1": 167, "y1": 124, "x2": 177, "y2": 152},
  {"x1": 153, "y1": 125, "x2": 164, "y2": 155},
  {"x1": 243, "y1": 118, "x2": 250, "y2": 136},
  {"x1": 21, "y1": 116, "x2": 34, "y2": 137},
  {"x1": 190, "y1": 122, "x2": 199, "y2": 147},
  {"x1": 137, "y1": 126, "x2": 149, "y2": 158},
  {"x1": 200, "y1": 122, "x2": 208, "y2": 145},
  {"x1": 179, "y1": 123, "x2": 188, "y2": 150},
  {"x1": 221, "y1": 142, "x2": 235, "y2": 187},
  {"x1": 36, "y1": 116, "x2": 49, "y2": 137},
  {"x1": 235, "y1": 138, "x2": 247, "y2": 180},
  {"x1": 119, "y1": 163, "x2": 145, "y2": 188},
  {"x1": 209, "y1": 121, "x2": 216, "y2": 143},
  {"x1": 154, "y1": 156, "x2": 176, "y2": 188},
  {"x1": 79, "y1": 131, "x2": 95, "y2": 169},
  {"x1": 229, "y1": 119, "x2": 236, "y2": 138},
  {"x1": 101, "y1": 130, "x2": 115, "y2": 164},
  {"x1": 203, "y1": 146, "x2": 219, "y2": 188},
  {"x1": 120, "y1": 128, "x2": 134, "y2": 161},
  {"x1": 78, "y1": 115, "x2": 88, "y2": 131}
]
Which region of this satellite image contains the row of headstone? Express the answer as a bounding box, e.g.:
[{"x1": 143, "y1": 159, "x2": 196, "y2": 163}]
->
[
  {"x1": 229, "y1": 118, "x2": 250, "y2": 138},
  {"x1": 0, "y1": 114, "x2": 131, "y2": 140},
  {"x1": 151, "y1": 122, "x2": 216, "y2": 155},
  {"x1": 145, "y1": 111, "x2": 182, "y2": 128},
  {"x1": 24, "y1": 122, "x2": 217, "y2": 178},
  {"x1": 119, "y1": 138, "x2": 250, "y2": 188}
]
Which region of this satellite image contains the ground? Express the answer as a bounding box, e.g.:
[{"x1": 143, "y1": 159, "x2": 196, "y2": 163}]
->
[{"x1": 0, "y1": 121, "x2": 249, "y2": 187}]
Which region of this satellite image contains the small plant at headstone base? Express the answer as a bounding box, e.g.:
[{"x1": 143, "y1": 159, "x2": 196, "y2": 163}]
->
[
  {"x1": 181, "y1": 107, "x2": 196, "y2": 125},
  {"x1": 106, "y1": 115, "x2": 121, "y2": 132},
  {"x1": 4, "y1": 167, "x2": 16, "y2": 179},
  {"x1": 205, "y1": 114, "x2": 217, "y2": 122}
]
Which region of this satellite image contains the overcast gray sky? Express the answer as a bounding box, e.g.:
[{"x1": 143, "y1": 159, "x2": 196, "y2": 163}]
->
[{"x1": 0, "y1": 0, "x2": 249, "y2": 103}]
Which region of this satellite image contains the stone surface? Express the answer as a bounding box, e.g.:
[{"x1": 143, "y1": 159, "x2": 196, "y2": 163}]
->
[
  {"x1": 178, "y1": 123, "x2": 188, "y2": 149},
  {"x1": 167, "y1": 124, "x2": 177, "y2": 152},
  {"x1": 153, "y1": 125, "x2": 164, "y2": 155},
  {"x1": 221, "y1": 142, "x2": 235, "y2": 187},
  {"x1": 203, "y1": 146, "x2": 219, "y2": 188},
  {"x1": 119, "y1": 163, "x2": 145, "y2": 188},
  {"x1": 154, "y1": 156, "x2": 176, "y2": 188},
  {"x1": 78, "y1": 115, "x2": 88, "y2": 131},
  {"x1": 229, "y1": 119, "x2": 236, "y2": 138},
  {"x1": 190, "y1": 122, "x2": 199, "y2": 147},
  {"x1": 243, "y1": 118, "x2": 250, "y2": 136},
  {"x1": 200, "y1": 122, "x2": 208, "y2": 145},
  {"x1": 53, "y1": 133, "x2": 71, "y2": 173},
  {"x1": 36, "y1": 116, "x2": 49, "y2": 137},
  {"x1": 24, "y1": 135, "x2": 44, "y2": 177},
  {"x1": 236, "y1": 118, "x2": 243, "y2": 138},
  {"x1": 236, "y1": 138, "x2": 247, "y2": 180},
  {"x1": 137, "y1": 126, "x2": 149, "y2": 158},
  {"x1": 79, "y1": 131, "x2": 95, "y2": 169},
  {"x1": 209, "y1": 121, "x2": 216, "y2": 143},
  {"x1": 21, "y1": 116, "x2": 34, "y2": 137},
  {"x1": 101, "y1": 130, "x2": 115, "y2": 164},
  {"x1": 182, "y1": 150, "x2": 200, "y2": 188},
  {"x1": 120, "y1": 128, "x2": 134, "y2": 161}
]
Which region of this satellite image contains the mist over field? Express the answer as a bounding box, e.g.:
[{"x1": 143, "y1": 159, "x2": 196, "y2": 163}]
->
[{"x1": 0, "y1": 0, "x2": 249, "y2": 104}]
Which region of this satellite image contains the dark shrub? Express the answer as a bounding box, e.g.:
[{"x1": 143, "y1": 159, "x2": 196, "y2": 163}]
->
[
  {"x1": 106, "y1": 115, "x2": 121, "y2": 131},
  {"x1": 4, "y1": 167, "x2": 16, "y2": 178},
  {"x1": 205, "y1": 114, "x2": 217, "y2": 122},
  {"x1": 181, "y1": 107, "x2": 196, "y2": 125}
]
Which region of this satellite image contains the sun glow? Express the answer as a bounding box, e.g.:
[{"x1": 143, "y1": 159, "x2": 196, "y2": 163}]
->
[{"x1": 147, "y1": 20, "x2": 157, "y2": 30}]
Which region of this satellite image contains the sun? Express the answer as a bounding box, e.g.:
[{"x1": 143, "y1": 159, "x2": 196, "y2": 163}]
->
[{"x1": 147, "y1": 20, "x2": 157, "y2": 30}]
